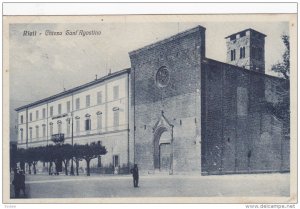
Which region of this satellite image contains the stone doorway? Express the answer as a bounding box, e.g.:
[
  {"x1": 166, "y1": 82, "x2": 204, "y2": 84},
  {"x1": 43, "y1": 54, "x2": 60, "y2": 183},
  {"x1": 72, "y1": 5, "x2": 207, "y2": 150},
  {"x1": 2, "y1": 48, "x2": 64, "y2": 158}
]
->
[{"x1": 153, "y1": 111, "x2": 174, "y2": 173}]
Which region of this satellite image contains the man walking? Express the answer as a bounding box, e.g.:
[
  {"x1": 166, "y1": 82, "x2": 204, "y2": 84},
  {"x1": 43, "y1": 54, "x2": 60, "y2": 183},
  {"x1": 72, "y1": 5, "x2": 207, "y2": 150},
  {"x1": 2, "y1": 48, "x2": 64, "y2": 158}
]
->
[{"x1": 130, "y1": 164, "x2": 139, "y2": 188}]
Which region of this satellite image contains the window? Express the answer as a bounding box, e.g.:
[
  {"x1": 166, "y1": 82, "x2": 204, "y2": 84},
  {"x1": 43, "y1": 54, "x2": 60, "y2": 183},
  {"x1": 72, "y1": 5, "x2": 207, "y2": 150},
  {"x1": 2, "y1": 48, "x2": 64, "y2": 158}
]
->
[
  {"x1": 58, "y1": 104, "x2": 62, "y2": 115},
  {"x1": 50, "y1": 106, "x2": 53, "y2": 117},
  {"x1": 76, "y1": 119, "x2": 80, "y2": 134},
  {"x1": 230, "y1": 49, "x2": 236, "y2": 61},
  {"x1": 57, "y1": 121, "x2": 62, "y2": 133},
  {"x1": 240, "y1": 31, "x2": 246, "y2": 37},
  {"x1": 86, "y1": 95, "x2": 90, "y2": 107},
  {"x1": 20, "y1": 129, "x2": 23, "y2": 143},
  {"x1": 20, "y1": 115, "x2": 23, "y2": 124},
  {"x1": 97, "y1": 91, "x2": 102, "y2": 104},
  {"x1": 113, "y1": 108, "x2": 119, "y2": 130},
  {"x1": 113, "y1": 86, "x2": 119, "y2": 100},
  {"x1": 29, "y1": 113, "x2": 32, "y2": 122},
  {"x1": 50, "y1": 123, "x2": 53, "y2": 136},
  {"x1": 67, "y1": 101, "x2": 71, "y2": 113},
  {"x1": 240, "y1": 47, "x2": 245, "y2": 59},
  {"x1": 36, "y1": 126, "x2": 39, "y2": 139},
  {"x1": 85, "y1": 118, "x2": 91, "y2": 131},
  {"x1": 97, "y1": 112, "x2": 103, "y2": 131},
  {"x1": 42, "y1": 124, "x2": 46, "y2": 137},
  {"x1": 36, "y1": 110, "x2": 39, "y2": 120},
  {"x1": 42, "y1": 108, "x2": 46, "y2": 119},
  {"x1": 29, "y1": 127, "x2": 32, "y2": 142},
  {"x1": 76, "y1": 98, "x2": 80, "y2": 110}
]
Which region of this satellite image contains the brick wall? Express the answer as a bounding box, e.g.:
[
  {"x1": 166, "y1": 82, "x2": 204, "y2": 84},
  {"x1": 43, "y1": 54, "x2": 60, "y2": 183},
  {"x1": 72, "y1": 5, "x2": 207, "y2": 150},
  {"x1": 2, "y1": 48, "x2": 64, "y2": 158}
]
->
[{"x1": 201, "y1": 59, "x2": 290, "y2": 174}]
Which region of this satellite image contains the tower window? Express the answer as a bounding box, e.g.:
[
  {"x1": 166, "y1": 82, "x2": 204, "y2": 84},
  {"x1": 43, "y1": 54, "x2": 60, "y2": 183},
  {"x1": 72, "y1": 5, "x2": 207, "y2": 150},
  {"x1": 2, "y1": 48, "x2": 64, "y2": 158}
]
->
[
  {"x1": 240, "y1": 31, "x2": 246, "y2": 37},
  {"x1": 240, "y1": 47, "x2": 245, "y2": 59},
  {"x1": 231, "y1": 49, "x2": 236, "y2": 61}
]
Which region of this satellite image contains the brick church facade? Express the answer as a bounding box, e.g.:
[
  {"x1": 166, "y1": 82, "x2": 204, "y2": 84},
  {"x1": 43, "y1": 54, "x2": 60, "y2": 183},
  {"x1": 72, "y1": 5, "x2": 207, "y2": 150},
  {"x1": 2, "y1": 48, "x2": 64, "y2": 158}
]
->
[{"x1": 129, "y1": 26, "x2": 289, "y2": 175}]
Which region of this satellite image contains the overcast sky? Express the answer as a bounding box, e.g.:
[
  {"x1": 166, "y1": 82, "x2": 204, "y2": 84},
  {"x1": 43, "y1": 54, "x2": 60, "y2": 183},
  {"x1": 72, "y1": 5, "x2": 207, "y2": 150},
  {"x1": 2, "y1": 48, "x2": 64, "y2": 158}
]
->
[{"x1": 9, "y1": 21, "x2": 289, "y2": 140}]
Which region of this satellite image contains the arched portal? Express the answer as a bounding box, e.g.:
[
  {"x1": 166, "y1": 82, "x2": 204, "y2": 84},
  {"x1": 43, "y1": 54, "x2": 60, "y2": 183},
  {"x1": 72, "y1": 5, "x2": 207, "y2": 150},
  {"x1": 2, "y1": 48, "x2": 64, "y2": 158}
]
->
[{"x1": 153, "y1": 127, "x2": 172, "y2": 171}]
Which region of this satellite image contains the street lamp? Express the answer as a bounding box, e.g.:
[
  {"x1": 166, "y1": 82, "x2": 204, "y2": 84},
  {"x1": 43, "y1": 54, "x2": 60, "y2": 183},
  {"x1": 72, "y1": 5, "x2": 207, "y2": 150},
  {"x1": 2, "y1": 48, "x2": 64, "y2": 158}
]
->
[{"x1": 70, "y1": 112, "x2": 75, "y2": 176}]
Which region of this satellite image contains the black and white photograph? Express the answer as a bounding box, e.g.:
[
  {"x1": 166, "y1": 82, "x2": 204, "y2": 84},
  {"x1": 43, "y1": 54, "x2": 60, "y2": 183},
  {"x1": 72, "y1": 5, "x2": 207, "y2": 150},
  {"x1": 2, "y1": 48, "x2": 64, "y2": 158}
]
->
[{"x1": 2, "y1": 3, "x2": 297, "y2": 205}]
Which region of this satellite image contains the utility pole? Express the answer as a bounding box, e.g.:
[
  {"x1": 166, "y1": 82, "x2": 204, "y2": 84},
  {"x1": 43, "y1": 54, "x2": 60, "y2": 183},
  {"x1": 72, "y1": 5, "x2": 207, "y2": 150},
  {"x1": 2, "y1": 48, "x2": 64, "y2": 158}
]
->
[{"x1": 70, "y1": 111, "x2": 74, "y2": 176}]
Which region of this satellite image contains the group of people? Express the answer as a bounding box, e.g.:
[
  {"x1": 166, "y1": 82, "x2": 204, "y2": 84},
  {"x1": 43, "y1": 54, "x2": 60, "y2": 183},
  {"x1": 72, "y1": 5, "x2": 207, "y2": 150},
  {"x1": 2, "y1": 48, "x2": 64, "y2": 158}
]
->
[{"x1": 12, "y1": 168, "x2": 26, "y2": 198}]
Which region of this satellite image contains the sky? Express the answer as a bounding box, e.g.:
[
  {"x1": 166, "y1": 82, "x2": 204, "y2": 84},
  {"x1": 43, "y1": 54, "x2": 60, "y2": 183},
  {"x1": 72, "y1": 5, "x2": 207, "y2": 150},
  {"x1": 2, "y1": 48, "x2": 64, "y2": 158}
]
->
[{"x1": 9, "y1": 20, "x2": 289, "y2": 140}]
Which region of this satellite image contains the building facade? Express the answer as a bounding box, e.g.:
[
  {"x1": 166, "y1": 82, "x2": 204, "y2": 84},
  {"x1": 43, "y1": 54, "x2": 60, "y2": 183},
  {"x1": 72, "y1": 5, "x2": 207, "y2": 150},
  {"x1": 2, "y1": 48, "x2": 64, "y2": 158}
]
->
[
  {"x1": 15, "y1": 25, "x2": 290, "y2": 175},
  {"x1": 16, "y1": 69, "x2": 130, "y2": 173},
  {"x1": 129, "y1": 26, "x2": 289, "y2": 175}
]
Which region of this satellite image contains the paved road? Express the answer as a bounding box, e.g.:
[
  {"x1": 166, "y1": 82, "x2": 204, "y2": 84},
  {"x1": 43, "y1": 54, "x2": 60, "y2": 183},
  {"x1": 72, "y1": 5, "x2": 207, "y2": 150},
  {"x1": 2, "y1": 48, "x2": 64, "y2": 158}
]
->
[{"x1": 10, "y1": 173, "x2": 290, "y2": 199}]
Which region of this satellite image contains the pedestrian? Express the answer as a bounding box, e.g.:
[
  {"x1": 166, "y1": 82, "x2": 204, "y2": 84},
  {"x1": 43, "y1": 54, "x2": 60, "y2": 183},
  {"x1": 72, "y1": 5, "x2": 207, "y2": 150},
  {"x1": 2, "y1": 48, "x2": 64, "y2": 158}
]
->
[
  {"x1": 130, "y1": 164, "x2": 139, "y2": 188},
  {"x1": 12, "y1": 168, "x2": 20, "y2": 198},
  {"x1": 19, "y1": 170, "x2": 26, "y2": 197}
]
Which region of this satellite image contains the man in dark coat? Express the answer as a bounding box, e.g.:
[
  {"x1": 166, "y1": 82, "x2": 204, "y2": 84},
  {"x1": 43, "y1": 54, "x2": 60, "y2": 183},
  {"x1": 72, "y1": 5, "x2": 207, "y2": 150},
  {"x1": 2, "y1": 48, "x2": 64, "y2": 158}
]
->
[
  {"x1": 12, "y1": 168, "x2": 20, "y2": 198},
  {"x1": 130, "y1": 164, "x2": 139, "y2": 188},
  {"x1": 19, "y1": 170, "x2": 26, "y2": 197}
]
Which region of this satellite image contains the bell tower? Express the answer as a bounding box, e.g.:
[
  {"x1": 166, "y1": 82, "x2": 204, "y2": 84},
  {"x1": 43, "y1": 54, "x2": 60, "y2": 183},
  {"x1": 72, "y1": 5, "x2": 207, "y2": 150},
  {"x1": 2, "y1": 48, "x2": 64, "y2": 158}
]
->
[{"x1": 226, "y1": 28, "x2": 266, "y2": 73}]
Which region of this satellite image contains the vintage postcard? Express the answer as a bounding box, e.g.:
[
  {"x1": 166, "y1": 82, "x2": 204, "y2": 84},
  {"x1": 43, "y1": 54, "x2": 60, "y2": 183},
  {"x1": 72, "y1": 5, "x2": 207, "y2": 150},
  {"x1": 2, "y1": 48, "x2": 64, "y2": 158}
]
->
[{"x1": 2, "y1": 12, "x2": 297, "y2": 204}]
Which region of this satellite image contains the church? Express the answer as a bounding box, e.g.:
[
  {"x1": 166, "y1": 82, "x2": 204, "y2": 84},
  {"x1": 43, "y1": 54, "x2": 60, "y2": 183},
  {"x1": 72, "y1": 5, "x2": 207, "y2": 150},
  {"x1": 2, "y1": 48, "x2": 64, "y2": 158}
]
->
[
  {"x1": 128, "y1": 25, "x2": 289, "y2": 175},
  {"x1": 15, "y1": 25, "x2": 290, "y2": 175}
]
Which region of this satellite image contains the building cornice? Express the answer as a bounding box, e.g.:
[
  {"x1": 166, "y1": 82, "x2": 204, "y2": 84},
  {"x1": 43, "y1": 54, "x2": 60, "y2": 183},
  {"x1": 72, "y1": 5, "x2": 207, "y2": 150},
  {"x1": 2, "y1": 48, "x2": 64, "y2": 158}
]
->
[{"x1": 15, "y1": 68, "x2": 130, "y2": 112}]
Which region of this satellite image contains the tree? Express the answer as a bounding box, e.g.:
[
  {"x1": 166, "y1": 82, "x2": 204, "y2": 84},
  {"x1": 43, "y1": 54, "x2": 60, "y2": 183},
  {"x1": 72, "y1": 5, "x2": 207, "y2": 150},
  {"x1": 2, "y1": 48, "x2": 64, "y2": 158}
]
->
[
  {"x1": 59, "y1": 144, "x2": 73, "y2": 176},
  {"x1": 73, "y1": 144, "x2": 83, "y2": 176},
  {"x1": 27, "y1": 147, "x2": 42, "y2": 175},
  {"x1": 271, "y1": 35, "x2": 290, "y2": 80},
  {"x1": 15, "y1": 148, "x2": 26, "y2": 170},
  {"x1": 269, "y1": 34, "x2": 290, "y2": 137},
  {"x1": 80, "y1": 142, "x2": 107, "y2": 176}
]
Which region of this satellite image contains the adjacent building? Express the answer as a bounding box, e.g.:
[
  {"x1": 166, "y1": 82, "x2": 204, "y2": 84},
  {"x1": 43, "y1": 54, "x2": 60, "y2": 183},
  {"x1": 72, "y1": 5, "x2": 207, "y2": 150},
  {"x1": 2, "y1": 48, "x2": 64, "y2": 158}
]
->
[
  {"x1": 15, "y1": 25, "x2": 290, "y2": 175},
  {"x1": 16, "y1": 69, "x2": 130, "y2": 173}
]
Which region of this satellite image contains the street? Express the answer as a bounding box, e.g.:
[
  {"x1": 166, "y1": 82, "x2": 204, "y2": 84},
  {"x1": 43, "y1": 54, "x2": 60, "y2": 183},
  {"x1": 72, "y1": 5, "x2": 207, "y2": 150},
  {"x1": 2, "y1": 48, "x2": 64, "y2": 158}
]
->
[{"x1": 10, "y1": 173, "x2": 290, "y2": 198}]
